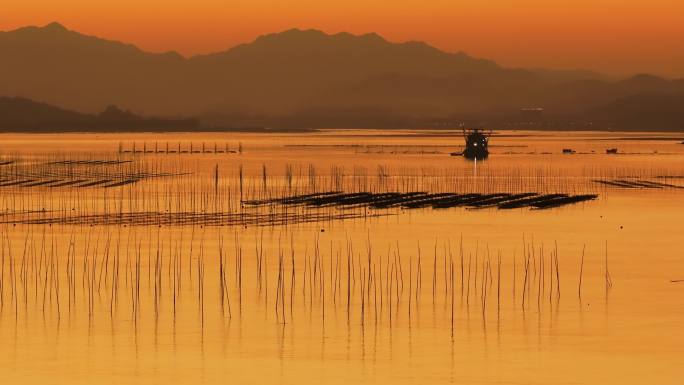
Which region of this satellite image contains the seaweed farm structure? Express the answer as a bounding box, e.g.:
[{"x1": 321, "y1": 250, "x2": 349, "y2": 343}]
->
[
  {"x1": 243, "y1": 191, "x2": 598, "y2": 211},
  {"x1": 1, "y1": 149, "x2": 683, "y2": 229},
  {"x1": 0, "y1": 224, "x2": 610, "y2": 331},
  {"x1": 118, "y1": 141, "x2": 243, "y2": 154}
]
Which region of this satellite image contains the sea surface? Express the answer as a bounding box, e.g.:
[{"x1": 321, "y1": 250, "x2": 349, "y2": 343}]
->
[{"x1": 0, "y1": 130, "x2": 682, "y2": 384}]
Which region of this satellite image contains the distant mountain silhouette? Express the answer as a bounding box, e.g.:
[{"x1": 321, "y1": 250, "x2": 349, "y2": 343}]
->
[
  {"x1": 1, "y1": 22, "x2": 683, "y2": 130},
  {"x1": 0, "y1": 97, "x2": 198, "y2": 132},
  {"x1": 590, "y1": 93, "x2": 684, "y2": 131}
]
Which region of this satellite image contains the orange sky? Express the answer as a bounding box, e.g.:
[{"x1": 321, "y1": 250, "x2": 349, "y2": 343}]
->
[{"x1": 3, "y1": 0, "x2": 684, "y2": 77}]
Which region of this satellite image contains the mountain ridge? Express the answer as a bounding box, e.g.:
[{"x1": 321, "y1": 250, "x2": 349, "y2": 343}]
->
[{"x1": 1, "y1": 22, "x2": 683, "y2": 130}]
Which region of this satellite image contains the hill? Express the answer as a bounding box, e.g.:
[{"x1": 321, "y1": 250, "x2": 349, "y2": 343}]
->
[{"x1": 0, "y1": 97, "x2": 198, "y2": 132}]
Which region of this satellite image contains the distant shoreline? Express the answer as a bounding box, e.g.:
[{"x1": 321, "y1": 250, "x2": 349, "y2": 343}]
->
[
  {"x1": 0, "y1": 127, "x2": 320, "y2": 134},
  {"x1": 1, "y1": 127, "x2": 683, "y2": 135}
]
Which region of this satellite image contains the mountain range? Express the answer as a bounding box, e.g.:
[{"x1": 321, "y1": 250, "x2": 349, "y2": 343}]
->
[{"x1": 1, "y1": 22, "x2": 683, "y2": 131}]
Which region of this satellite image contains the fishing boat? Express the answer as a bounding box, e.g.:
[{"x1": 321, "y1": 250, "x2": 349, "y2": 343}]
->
[{"x1": 461, "y1": 129, "x2": 490, "y2": 160}]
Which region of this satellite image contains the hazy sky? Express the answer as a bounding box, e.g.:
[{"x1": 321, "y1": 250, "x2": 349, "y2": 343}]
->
[{"x1": 3, "y1": 0, "x2": 684, "y2": 77}]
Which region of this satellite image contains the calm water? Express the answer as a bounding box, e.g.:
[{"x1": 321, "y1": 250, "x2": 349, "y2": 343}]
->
[{"x1": 0, "y1": 130, "x2": 682, "y2": 384}]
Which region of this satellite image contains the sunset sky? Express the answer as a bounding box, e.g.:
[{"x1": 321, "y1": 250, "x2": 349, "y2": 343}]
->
[{"x1": 3, "y1": 0, "x2": 684, "y2": 77}]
